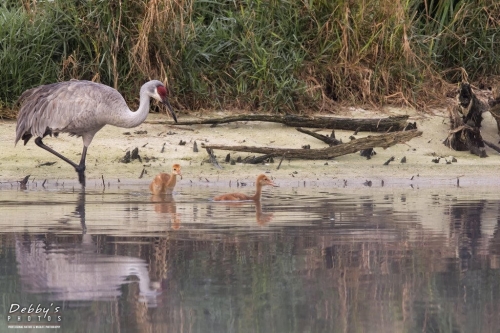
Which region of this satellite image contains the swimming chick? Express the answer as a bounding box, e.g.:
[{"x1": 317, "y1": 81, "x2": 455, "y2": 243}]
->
[{"x1": 213, "y1": 174, "x2": 277, "y2": 201}]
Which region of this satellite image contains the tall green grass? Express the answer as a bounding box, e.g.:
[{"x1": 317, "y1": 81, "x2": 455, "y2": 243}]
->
[
  {"x1": 412, "y1": 0, "x2": 500, "y2": 82},
  {"x1": 1, "y1": 0, "x2": 500, "y2": 117},
  {"x1": 176, "y1": 0, "x2": 309, "y2": 111},
  {"x1": 0, "y1": 3, "x2": 69, "y2": 105}
]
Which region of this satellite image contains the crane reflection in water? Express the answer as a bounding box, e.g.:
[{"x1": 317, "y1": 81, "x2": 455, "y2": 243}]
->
[{"x1": 15, "y1": 190, "x2": 161, "y2": 307}]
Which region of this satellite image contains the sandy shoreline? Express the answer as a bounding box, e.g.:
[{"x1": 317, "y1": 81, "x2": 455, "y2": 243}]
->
[{"x1": 2, "y1": 107, "x2": 500, "y2": 190}]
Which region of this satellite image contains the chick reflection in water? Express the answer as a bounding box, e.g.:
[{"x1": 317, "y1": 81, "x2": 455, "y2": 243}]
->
[
  {"x1": 213, "y1": 174, "x2": 277, "y2": 225},
  {"x1": 218, "y1": 200, "x2": 274, "y2": 225},
  {"x1": 150, "y1": 193, "x2": 181, "y2": 229},
  {"x1": 150, "y1": 164, "x2": 182, "y2": 229}
]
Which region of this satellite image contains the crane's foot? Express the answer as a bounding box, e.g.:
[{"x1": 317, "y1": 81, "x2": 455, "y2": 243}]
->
[
  {"x1": 75, "y1": 165, "x2": 86, "y2": 187},
  {"x1": 78, "y1": 172, "x2": 86, "y2": 187}
]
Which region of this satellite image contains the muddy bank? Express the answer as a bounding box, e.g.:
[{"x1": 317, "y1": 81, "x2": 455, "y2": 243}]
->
[{"x1": 2, "y1": 107, "x2": 500, "y2": 189}]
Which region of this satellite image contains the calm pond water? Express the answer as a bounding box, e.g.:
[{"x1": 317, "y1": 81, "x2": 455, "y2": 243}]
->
[{"x1": 1, "y1": 180, "x2": 500, "y2": 333}]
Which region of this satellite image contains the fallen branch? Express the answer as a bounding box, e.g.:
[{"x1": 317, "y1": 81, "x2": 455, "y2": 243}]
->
[
  {"x1": 206, "y1": 148, "x2": 223, "y2": 169},
  {"x1": 360, "y1": 148, "x2": 376, "y2": 159},
  {"x1": 150, "y1": 114, "x2": 416, "y2": 132},
  {"x1": 484, "y1": 140, "x2": 500, "y2": 154},
  {"x1": 296, "y1": 127, "x2": 341, "y2": 146},
  {"x1": 277, "y1": 153, "x2": 287, "y2": 170},
  {"x1": 243, "y1": 154, "x2": 274, "y2": 164},
  {"x1": 20, "y1": 175, "x2": 30, "y2": 185},
  {"x1": 202, "y1": 130, "x2": 422, "y2": 160},
  {"x1": 383, "y1": 156, "x2": 395, "y2": 165}
]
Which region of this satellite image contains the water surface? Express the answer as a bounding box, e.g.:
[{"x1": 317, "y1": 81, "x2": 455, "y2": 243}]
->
[{"x1": 1, "y1": 182, "x2": 500, "y2": 333}]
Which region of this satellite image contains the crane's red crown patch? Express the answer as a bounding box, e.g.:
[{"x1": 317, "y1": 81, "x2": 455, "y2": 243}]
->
[{"x1": 156, "y1": 85, "x2": 168, "y2": 98}]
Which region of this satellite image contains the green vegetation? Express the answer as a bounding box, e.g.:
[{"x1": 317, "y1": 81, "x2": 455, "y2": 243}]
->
[{"x1": 1, "y1": 0, "x2": 500, "y2": 118}]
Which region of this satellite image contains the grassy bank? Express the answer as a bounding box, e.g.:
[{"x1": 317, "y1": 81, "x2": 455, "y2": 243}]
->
[{"x1": 1, "y1": 0, "x2": 500, "y2": 118}]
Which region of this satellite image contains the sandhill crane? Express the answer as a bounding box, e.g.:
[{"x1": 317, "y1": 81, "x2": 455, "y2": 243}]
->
[
  {"x1": 213, "y1": 174, "x2": 277, "y2": 201},
  {"x1": 149, "y1": 163, "x2": 182, "y2": 195},
  {"x1": 15, "y1": 80, "x2": 177, "y2": 187}
]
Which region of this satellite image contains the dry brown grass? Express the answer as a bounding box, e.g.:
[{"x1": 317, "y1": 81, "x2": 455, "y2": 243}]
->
[
  {"x1": 3, "y1": 0, "x2": 500, "y2": 117},
  {"x1": 130, "y1": 0, "x2": 190, "y2": 83},
  {"x1": 0, "y1": 105, "x2": 18, "y2": 120}
]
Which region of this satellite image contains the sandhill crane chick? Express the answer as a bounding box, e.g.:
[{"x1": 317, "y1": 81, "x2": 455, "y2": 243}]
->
[
  {"x1": 149, "y1": 164, "x2": 182, "y2": 195},
  {"x1": 213, "y1": 174, "x2": 277, "y2": 201}
]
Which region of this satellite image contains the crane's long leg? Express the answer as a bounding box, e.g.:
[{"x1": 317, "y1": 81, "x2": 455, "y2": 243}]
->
[
  {"x1": 34, "y1": 138, "x2": 87, "y2": 187},
  {"x1": 77, "y1": 146, "x2": 87, "y2": 186}
]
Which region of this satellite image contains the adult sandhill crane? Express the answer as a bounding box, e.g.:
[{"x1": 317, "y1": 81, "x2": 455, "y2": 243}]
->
[{"x1": 15, "y1": 80, "x2": 177, "y2": 187}]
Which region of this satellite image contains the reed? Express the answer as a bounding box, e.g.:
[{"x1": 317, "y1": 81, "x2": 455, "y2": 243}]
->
[
  {"x1": 1, "y1": 0, "x2": 500, "y2": 118},
  {"x1": 0, "y1": 3, "x2": 66, "y2": 107}
]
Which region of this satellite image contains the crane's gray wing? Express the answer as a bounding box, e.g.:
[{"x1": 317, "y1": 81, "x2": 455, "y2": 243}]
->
[
  {"x1": 15, "y1": 81, "x2": 124, "y2": 145},
  {"x1": 16, "y1": 82, "x2": 63, "y2": 144}
]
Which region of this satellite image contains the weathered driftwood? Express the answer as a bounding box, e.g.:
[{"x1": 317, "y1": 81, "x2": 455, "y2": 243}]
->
[
  {"x1": 295, "y1": 127, "x2": 341, "y2": 146},
  {"x1": 383, "y1": 156, "x2": 395, "y2": 165},
  {"x1": 206, "y1": 148, "x2": 223, "y2": 169},
  {"x1": 19, "y1": 175, "x2": 30, "y2": 190},
  {"x1": 360, "y1": 148, "x2": 376, "y2": 159},
  {"x1": 489, "y1": 86, "x2": 500, "y2": 135},
  {"x1": 202, "y1": 129, "x2": 422, "y2": 160},
  {"x1": 444, "y1": 82, "x2": 487, "y2": 157},
  {"x1": 243, "y1": 154, "x2": 274, "y2": 164},
  {"x1": 151, "y1": 114, "x2": 416, "y2": 132},
  {"x1": 484, "y1": 140, "x2": 500, "y2": 154}
]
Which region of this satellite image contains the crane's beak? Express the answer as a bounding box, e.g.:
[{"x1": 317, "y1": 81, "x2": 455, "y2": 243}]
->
[
  {"x1": 163, "y1": 98, "x2": 177, "y2": 123},
  {"x1": 267, "y1": 179, "x2": 279, "y2": 187}
]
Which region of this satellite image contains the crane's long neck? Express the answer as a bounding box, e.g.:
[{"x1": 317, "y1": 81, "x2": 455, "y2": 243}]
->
[
  {"x1": 110, "y1": 90, "x2": 152, "y2": 128},
  {"x1": 251, "y1": 183, "x2": 263, "y2": 201},
  {"x1": 166, "y1": 174, "x2": 177, "y2": 189}
]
